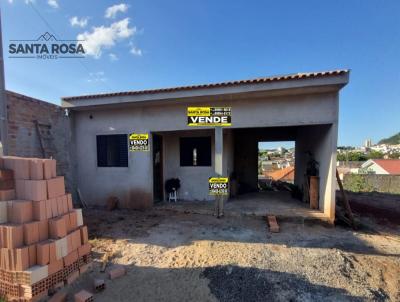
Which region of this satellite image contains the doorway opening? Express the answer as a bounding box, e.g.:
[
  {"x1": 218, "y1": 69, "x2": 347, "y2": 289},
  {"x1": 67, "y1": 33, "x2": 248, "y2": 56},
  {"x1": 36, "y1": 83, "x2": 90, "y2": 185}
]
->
[
  {"x1": 153, "y1": 134, "x2": 164, "y2": 203},
  {"x1": 258, "y1": 141, "x2": 295, "y2": 191}
]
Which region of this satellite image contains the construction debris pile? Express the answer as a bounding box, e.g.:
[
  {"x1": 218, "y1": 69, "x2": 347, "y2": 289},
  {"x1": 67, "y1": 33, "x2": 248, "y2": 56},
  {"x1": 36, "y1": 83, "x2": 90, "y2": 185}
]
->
[{"x1": 0, "y1": 156, "x2": 91, "y2": 301}]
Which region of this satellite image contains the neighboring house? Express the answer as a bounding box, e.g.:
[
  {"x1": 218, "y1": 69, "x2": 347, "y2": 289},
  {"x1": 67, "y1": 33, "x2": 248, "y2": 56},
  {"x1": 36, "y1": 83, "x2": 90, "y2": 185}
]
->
[
  {"x1": 62, "y1": 69, "x2": 349, "y2": 223},
  {"x1": 360, "y1": 159, "x2": 400, "y2": 175},
  {"x1": 264, "y1": 166, "x2": 295, "y2": 183}
]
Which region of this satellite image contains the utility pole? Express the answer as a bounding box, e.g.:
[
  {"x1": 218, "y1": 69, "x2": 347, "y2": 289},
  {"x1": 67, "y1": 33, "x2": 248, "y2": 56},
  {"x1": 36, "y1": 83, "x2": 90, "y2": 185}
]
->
[{"x1": 0, "y1": 9, "x2": 8, "y2": 155}]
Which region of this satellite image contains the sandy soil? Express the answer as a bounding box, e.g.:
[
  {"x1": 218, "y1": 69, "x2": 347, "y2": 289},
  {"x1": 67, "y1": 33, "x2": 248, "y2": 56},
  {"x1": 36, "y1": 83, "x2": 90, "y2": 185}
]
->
[{"x1": 59, "y1": 208, "x2": 400, "y2": 302}]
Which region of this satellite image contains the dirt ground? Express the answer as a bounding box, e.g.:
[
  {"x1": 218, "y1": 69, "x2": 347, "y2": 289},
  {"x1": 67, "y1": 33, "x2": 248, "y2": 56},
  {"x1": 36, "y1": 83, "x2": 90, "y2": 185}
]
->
[{"x1": 61, "y1": 208, "x2": 400, "y2": 302}]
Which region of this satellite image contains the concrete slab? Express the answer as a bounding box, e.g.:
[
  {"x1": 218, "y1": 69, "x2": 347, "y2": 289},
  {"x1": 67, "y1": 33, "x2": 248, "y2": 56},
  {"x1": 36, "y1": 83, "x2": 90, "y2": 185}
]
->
[{"x1": 156, "y1": 191, "x2": 329, "y2": 223}]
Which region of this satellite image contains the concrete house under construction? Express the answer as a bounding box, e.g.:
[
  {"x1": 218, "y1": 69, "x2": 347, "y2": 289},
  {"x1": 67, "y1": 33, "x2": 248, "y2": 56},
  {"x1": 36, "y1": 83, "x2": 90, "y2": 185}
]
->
[{"x1": 62, "y1": 70, "x2": 349, "y2": 223}]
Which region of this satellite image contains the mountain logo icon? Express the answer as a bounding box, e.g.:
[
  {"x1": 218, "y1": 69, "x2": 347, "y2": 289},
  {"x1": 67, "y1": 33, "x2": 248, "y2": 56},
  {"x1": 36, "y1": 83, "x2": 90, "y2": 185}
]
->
[{"x1": 37, "y1": 32, "x2": 57, "y2": 41}]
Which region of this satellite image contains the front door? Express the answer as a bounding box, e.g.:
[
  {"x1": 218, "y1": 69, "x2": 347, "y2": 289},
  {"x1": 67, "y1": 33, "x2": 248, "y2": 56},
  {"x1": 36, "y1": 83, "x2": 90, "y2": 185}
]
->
[{"x1": 153, "y1": 134, "x2": 164, "y2": 202}]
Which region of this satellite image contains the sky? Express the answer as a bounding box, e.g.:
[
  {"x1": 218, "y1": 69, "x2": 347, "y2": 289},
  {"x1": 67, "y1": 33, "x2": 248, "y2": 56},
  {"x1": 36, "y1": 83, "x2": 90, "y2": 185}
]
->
[{"x1": 1, "y1": 0, "x2": 400, "y2": 147}]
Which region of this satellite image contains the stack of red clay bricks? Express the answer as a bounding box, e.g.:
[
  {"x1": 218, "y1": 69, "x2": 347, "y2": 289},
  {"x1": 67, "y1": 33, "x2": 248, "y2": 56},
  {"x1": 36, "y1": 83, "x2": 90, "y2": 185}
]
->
[{"x1": 0, "y1": 156, "x2": 92, "y2": 301}]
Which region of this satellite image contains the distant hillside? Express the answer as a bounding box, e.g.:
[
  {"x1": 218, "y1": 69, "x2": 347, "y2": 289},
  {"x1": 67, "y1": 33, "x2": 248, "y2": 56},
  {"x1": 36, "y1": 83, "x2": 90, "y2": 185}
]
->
[{"x1": 378, "y1": 132, "x2": 400, "y2": 145}]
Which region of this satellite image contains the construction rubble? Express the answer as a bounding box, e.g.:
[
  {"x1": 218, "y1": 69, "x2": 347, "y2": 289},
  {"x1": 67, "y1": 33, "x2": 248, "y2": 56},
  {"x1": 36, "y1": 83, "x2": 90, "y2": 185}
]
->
[{"x1": 0, "y1": 156, "x2": 91, "y2": 301}]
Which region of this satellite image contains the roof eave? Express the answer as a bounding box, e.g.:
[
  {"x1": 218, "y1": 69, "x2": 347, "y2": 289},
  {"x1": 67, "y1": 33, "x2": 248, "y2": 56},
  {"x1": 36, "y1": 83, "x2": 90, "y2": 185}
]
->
[{"x1": 62, "y1": 71, "x2": 349, "y2": 109}]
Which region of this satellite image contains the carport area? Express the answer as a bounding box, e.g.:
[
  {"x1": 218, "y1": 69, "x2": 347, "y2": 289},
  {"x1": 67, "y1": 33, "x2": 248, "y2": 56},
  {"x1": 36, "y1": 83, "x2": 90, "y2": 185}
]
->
[
  {"x1": 156, "y1": 123, "x2": 337, "y2": 223},
  {"x1": 230, "y1": 124, "x2": 337, "y2": 222}
]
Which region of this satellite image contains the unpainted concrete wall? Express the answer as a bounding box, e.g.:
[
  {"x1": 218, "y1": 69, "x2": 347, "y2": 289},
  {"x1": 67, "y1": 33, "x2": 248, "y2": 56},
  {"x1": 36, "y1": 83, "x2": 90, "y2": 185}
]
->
[
  {"x1": 71, "y1": 91, "x2": 338, "y2": 208},
  {"x1": 295, "y1": 123, "x2": 338, "y2": 221}
]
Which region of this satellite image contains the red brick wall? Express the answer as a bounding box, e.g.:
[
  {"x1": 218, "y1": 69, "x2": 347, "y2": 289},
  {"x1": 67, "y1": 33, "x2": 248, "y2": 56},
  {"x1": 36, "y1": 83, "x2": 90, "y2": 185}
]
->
[{"x1": 5, "y1": 91, "x2": 73, "y2": 193}]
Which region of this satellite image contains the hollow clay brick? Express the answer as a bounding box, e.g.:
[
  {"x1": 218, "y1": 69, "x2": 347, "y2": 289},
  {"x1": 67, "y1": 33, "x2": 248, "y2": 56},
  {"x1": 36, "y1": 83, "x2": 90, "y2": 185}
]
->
[
  {"x1": 0, "y1": 168, "x2": 14, "y2": 180},
  {"x1": 15, "y1": 179, "x2": 26, "y2": 199},
  {"x1": 37, "y1": 241, "x2": 50, "y2": 265},
  {"x1": 55, "y1": 237, "x2": 68, "y2": 259},
  {"x1": 0, "y1": 189, "x2": 16, "y2": 201},
  {"x1": 56, "y1": 197, "x2": 65, "y2": 215},
  {"x1": 14, "y1": 246, "x2": 30, "y2": 271},
  {"x1": 47, "y1": 177, "x2": 65, "y2": 199},
  {"x1": 1, "y1": 224, "x2": 24, "y2": 248},
  {"x1": 50, "y1": 198, "x2": 59, "y2": 218},
  {"x1": 80, "y1": 226, "x2": 88, "y2": 244},
  {"x1": 6, "y1": 157, "x2": 30, "y2": 180},
  {"x1": 75, "y1": 209, "x2": 83, "y2": 227},
  {"x1": 25, "y1": 265, "x2": 49, "y2": 284},
  {"x1": 45, "y1": 199, "x2": 53, "y2": 219},
  {"x1": 109, "y1": 266, "x2": 126, "y2": 280},
  {"x1": 23, "y1": 221, "x2": 40, "y2": 245},
  {"x1": 69, "y1": 211, "x2": 77, "y2": 232},
  {"x1": 38, "y1": 219, "x2": 49, "y2": 241},
  {"x1": 77, "y1": 243, "x2": 91, "y2": 258},
  {"x1": 0, "y1": 201, "x2": 8, "y2": 223},
  {"x1": 62, "y1": 195, "x2": 69, "y2": 214},
  {"x1": 49, "y1": 217, "x2": 67, "y2": 239},
  {"x1": 63, "y1": 250, "x2": 78, "y2": 267},
  {"x1": 48, "y1": 258, "x2": 63, "y2": 275},
  {"x1": 32, "y1": 200, "x2": 47, "y2": 221},
  {"x1": 72, "y1": 230, "x2": 81, "y2": 251},
  {"x1": 8, "y1": 200, "x2": 33, "y2": 224},
  {"x1": 0, "y1": 179, "x2": 14, "y2": 190},
  {"x1": 66, "y1": 193, "x2": 73, "y2": 211},
  {"x1": 28, "y1": 180, "x2": 48, "y2": 201},
  {"x1": 29, "y1": 159, "x2": 44, "y2": 180},
  {"x1": 49, "y1": 240, "x2": 57, "y2": 262},
  {"x1": 74, "y1": 290, "x2": 93, "y2": 302},
  {"x1": 43, "y1": 159, "x2": 54, "y2": 180},
  {"x1": 28, "y1": 244, "x2": 37, "y2": 267},
  {"x1": 66, "y1": 234, "x2": 73, "y2": 254}
]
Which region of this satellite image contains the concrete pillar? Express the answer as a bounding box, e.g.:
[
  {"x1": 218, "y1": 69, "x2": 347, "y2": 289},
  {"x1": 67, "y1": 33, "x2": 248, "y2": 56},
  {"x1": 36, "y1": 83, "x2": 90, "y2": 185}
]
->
[
  {"x1": 214, "y1": 127, "x2": 224, "y2": 217},
  {"x1": 215, "y1": 127, "x2": 223, "y2": 176}
]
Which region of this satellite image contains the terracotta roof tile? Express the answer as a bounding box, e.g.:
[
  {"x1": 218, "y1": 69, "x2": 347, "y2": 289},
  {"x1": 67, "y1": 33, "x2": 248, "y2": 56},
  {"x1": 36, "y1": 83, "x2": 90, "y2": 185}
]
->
[
  {"x1": 62, "y1": 69, "x2": 349, "y2": 101},
  {"x1": 372, "y1": 159, "x2": 400, "y2": 174}
]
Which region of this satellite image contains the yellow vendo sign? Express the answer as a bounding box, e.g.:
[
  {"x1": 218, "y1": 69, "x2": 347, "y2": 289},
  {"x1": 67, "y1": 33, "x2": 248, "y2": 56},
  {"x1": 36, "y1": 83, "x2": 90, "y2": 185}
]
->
[
  {"x1": 187, "y1": 107, "x2": 231, "y2": 126},
  {"x1": 129, "y1": 133, "x2": 149, "y2": 151},
  {"x1": 209, "y1": 177, "x2": 229, "y2": 195}
]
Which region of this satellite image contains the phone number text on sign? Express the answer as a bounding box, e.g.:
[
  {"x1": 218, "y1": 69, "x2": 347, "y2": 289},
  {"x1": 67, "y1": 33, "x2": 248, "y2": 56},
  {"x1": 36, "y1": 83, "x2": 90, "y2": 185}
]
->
[
  {"x1": 209, "y1": 177, "x2": 229, "y2": 195},
  {"x1": 187, "y1": 107, "x2": 231, "y2": 126},
  {"x1": 129, "y1": 133, "x2": 149, "y2": 152}
]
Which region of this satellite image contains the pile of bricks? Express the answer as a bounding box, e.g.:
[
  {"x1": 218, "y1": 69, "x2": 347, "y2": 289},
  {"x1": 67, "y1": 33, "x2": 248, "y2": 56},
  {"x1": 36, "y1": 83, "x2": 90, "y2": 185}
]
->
[{"x1": 0, "y1": 156, "x2": 92, "y2": 301}]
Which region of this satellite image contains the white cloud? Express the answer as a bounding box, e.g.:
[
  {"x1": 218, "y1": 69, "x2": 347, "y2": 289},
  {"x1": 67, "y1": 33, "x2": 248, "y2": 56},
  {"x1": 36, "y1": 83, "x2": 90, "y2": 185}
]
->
[
  {"x1": 130, "y1": 46, "x2": 142, "y2": 56},
  {"x1": 105, "y1": 3, "x2": 128, "y2": 19},
  {"x1": 70, "y1": 16, "x2": 88, "y2": 28},
  {"x1": 87, "y1": 71, "x2": 107, "y2": 83},
  {"x1": 77, "y1": 18, "x2": 136, "y2": 58},
  {"x1": 109, "y1": 53, "x2": 118, "y2": 61},
  {"x1": 47, "y1": 0, "x2": 58, "y2": 8}
]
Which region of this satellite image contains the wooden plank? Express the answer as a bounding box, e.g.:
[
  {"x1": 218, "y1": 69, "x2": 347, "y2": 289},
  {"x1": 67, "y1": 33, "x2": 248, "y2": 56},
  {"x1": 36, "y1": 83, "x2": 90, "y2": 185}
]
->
[
  {"x1": 267, "y1": 215, "x2": 280, "y2": 233},
  {"x1": 336, "y1": 169, "x2": 356, "y2": 229}
]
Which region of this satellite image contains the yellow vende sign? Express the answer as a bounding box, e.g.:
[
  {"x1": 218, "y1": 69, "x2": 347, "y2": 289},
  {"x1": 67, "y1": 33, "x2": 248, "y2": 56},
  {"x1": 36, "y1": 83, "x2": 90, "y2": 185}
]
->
[
  {"x1": 208, "y1": 177, "x2": 229, "y2": 195},
  {"x1": 129, "y1": 133, "x2": 149, "y2": 151},
  {"x1": 187, "y1": 107, "x2": 231, "y2": 126}
]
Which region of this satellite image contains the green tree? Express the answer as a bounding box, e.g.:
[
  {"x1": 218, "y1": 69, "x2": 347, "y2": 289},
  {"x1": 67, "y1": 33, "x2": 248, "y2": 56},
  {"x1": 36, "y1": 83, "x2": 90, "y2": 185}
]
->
[
  {"x1": 367, "y1": 150, "x2": 384, "y2": 159},
  {"x1": 337, "y1": 151, "x2": 368, "y2": 161}
]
